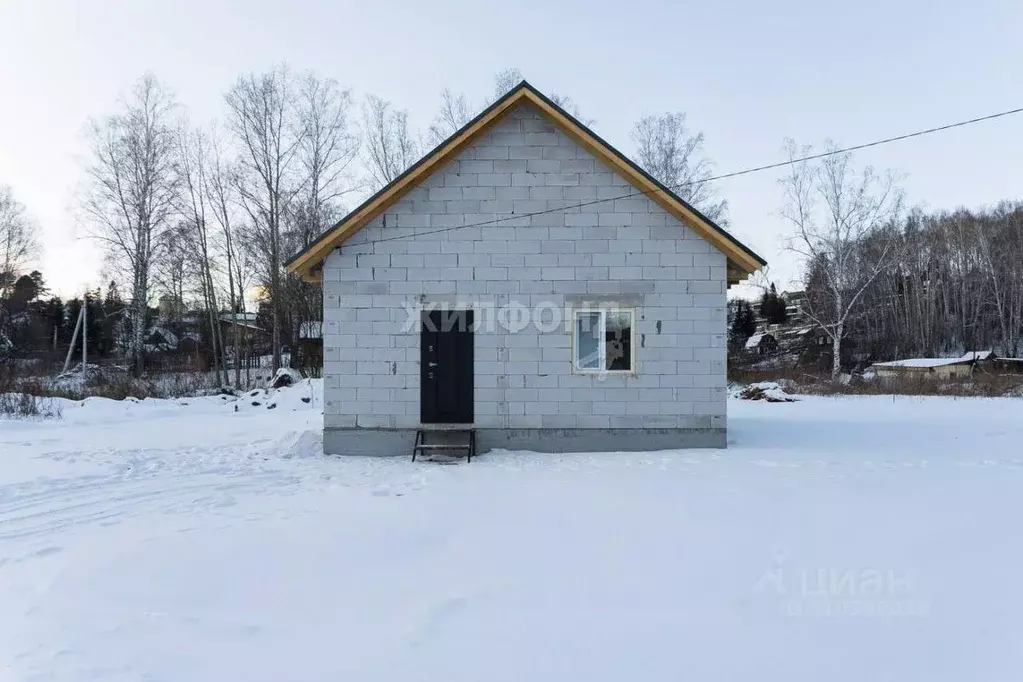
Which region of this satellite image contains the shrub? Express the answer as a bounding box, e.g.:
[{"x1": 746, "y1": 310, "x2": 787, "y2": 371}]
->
[
  {"x1": 0, "y1": 391, "x2": 63, "y2": 420},
  {"x1": 730, "y1": 365, "x2": 1023, "y2": 398}
]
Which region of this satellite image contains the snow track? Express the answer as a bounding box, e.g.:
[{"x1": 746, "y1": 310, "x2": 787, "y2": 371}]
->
[{"x1": 0, "y1": 467, "x2": 301, "y2": 544}]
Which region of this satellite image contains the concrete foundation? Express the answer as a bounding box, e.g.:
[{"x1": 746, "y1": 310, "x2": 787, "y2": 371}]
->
[{"x1": 323, "y1": 427, "x2": 727, "y2": 457}]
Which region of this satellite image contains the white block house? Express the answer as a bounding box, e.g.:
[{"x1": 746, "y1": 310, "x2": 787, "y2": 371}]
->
[{"x1": 287, "y1": 82, "x2": 765, "y2": 455}]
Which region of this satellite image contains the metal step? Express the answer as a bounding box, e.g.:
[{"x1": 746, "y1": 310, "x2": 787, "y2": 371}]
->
[{"x1": 412, "y1": 427, "x2": 477, "y2": 463}]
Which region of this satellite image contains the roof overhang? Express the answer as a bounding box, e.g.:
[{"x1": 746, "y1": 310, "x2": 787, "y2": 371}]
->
[{"x1": 286, "y1": 81, "x2": 766, "y2": 285}]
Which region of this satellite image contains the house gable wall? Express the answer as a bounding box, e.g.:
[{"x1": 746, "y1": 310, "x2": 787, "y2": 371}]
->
[{"x1": 321, "y1": 103, "x2": 727, "y2": 452}]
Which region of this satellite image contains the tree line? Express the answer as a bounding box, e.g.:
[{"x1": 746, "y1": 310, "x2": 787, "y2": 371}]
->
[
  {"x1": 835, "y1": 203, "x2": 1023, "y2": 361},
  {"x1": 0, "y1": 268, "x2": 126, "y2": 363},
  {"x1": 778, "y1": 142, "x2": 1022, "y2": 376}
]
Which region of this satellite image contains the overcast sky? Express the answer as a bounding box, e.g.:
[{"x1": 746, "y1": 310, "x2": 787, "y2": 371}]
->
[{"x1": 1, "y1": 0, "x2": 1021, "y2": 298}]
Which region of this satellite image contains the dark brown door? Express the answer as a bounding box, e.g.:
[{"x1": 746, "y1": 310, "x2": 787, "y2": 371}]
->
[{"x1": 421, "y1": 310, "x2": 474, "y2": 424}]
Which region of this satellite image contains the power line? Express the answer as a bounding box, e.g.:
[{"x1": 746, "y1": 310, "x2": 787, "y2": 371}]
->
[{"x1": 349, "y1": 104, "x2": 1023, "y2": 248}]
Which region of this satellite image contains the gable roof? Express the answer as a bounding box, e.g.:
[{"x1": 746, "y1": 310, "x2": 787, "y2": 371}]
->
[{"x1": 286, "y1": 81, "x2": 766, "y2": 284}]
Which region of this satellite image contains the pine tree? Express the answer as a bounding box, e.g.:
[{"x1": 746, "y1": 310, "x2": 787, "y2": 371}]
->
[
  {"x1": 771, "y1": 286, "x2": 789, "y2": 324},
  {"x1": 28, "y1": 270, "x2": 48, "y2": 299},
  {"x1": 102, "y1": 281, "x2": 124, "y2": 356},
  {"x1": 85, "y1": 289, "x2": 105, "y2": 357},
  {"x1": 759, "y1": 283, "x2": 789, "y2": 325},
  {"x1": 729, "y1": 299, "x2": 757, "y2": 345},
  {"x1": 63, "y1": 298, "x2": 82, "y2": 349},
  {"x1": 8, "y1": 273, "x2": 41, "y2": 313},
  {"x1": 40, "y1": 296, "x2": 64, "y2": 353}
]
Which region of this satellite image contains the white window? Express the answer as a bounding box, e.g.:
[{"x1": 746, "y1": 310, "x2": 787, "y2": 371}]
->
[{"x1": 572, "y1": 308, "x2": 635, "y2": 373}]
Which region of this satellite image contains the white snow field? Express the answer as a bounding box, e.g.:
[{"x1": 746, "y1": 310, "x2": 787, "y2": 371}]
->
[{"x1": 2, "y1": 382, "x2": 1022, "y2": 681}]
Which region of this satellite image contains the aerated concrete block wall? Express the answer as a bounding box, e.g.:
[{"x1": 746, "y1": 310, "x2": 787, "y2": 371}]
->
[{"x1": 321, "y1": 103, "x2": 728, "y2": 454}]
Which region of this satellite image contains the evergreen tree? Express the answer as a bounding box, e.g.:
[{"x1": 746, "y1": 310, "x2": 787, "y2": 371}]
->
[
  {"x1": 84, "y1": 289, "x2": 104, "y2": 357},
  {"x1": 28, "y1": 271, "x2": 48, "y2": 299},
  {"x1": 729, "y1": 299, "x2": 757, "y2": 345},
  {"x1": 40, "y1": 296, "x2": 65, "y2": 352},
  {"x1": 759, "y1": 283, "x2": 789, "y2": 325},
  {"x1": 103, "y1": 281, "x2": 123, "y2": 311},
  {"x1": 102, "y1": 281, "x2": 124, "y2": 356},
  {"x1": 8, "y1": 273, "x2": 43, "y2": 314},
  {"x1": 255, "y1": 300, "x2": 274, "y2": 334}
]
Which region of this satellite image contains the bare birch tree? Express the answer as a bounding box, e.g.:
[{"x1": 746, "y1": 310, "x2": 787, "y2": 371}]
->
[
  {"x1": 547, "y1": 93, "x2": 588, "y2": 122},
  {"x1": 781, "y1": 140, "x2": 904, "y2": 378},
  {"x1": 428, "y1": 69, "x2": 523, "y2": 145},
  {"x1": 205, "y1": 128, "x2": 247, "y2": 386},
  {"x1": 177, "y1": 123, "x2": 227, "y2": 386},
  {"x1": 974, "y1": 203, "x2": 1023, "y2": 356},
  {"x1": 153, "y1": 222, "x2": 188, "y2": 322},
  {"x1": 225, "y1": 65, "x2": 300, "y2": 372},
  {"x1": 428, "y1": 89, "x2": 473, "y2": 145},
  {"x1": 631, "y1": 112, "x2": 728, "y2": 224},
  {"x1": 362, "y1": 95, "x2": 419, "y2": 190},
  {"x1": 293, "y1": 73, "x2": 359, "y2": 243},
  {"x1": 285, "y1": 73, "x2": 360, "y2": 369},
  {"x1": 0, "y1": 186, "x2": 38, "y2": 295},
  {"x1": 492, "y1": 68, "x2": 523, "y2": 100},
  {"x1": 82, "y1": 74, "x2": 179, "y2": 376},
  {"x1": 427, "y1": 68, "x2": 587, "y2": 148}
]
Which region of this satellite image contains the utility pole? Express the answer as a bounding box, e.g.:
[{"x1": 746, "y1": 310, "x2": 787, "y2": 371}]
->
[
  {"x1": 62, "y1": 304, "x2": 84, "y2": 373},
  {"x1": 82, "y1": 292, "x2": 87, "y2": 373}
]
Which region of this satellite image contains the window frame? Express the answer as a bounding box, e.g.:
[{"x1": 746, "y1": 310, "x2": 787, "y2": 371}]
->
[{"x1": 571, "y1": 307, "x2": 637, "y2": 375}]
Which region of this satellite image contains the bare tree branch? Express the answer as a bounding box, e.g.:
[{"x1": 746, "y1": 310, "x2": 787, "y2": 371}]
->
[
  {"x1": 631, "y1": 112, "x2": 728, "y2": 225},
  {"x1": 0, "y1": 186, "x2": 39, "y2": 296},
  {"x1": 361, "y1": 95, "x2": 419, "y2": 191}
]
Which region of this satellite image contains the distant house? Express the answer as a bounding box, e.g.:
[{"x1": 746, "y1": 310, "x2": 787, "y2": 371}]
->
[
  {"x1": 157, "y1": 294, "x2": 185, "y2": 320},
  {"x1": 144, "y1": 326, "x2": 179, "y2": 354},
  {"x1": 219, "y1": 312, "x2": 263, "y2": 336},
  {"x1": 744, "y1": 332, "x2": 778, "y2": 355},
  {"x1": 777, "y1": 325, "x2": 828, "y2": 349},
  {"x1": 869, "y1": 351, "x2": 996, "y2": 381},
  {"x1": 297, "y1": 321, "x2": 323, "y2": 371},
  {"x1": 992, "y1": 356, "x2": 1023, "y2": 374},
  {"x1": 781, "y1": 290, "x2": 808, "y2": 323},
  {"x1": 218, "y1": 311, "x2": 271, "y2": 356}
]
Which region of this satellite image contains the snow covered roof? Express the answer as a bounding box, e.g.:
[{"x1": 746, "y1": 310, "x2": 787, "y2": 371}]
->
[
  {"x1": 146, "y1": 326, "x2": 179, "y2": 348},
  {"x1": 744, "y1": 332, "x2": 774, "y2": 349},
  {"x1": 872, "y1": 357, "x2": 971, "y2": 369},
  {"x1": 873, "y1": 351, "x2": 997, "y2": 370},
  {"x1": 220, "y1": 311, "x2": 259, "y2": 323},
  {"x1": 219, "y1": 312, "x2": 264, "y2": 332}
]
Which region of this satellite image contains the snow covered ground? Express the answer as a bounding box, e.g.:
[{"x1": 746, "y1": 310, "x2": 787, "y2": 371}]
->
[{"x1": 2, "y1": 384, "x2": 1022, "y2": 681}]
